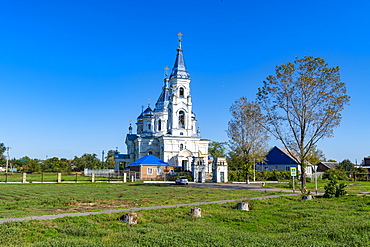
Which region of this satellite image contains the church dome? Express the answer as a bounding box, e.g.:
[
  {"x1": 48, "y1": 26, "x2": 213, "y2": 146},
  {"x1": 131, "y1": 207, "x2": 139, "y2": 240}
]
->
[
  {"x1": 137, "y1": 112, "x2": 143, "y2": 122},
  {"x1": 143, "y1": 106, "x2": 154, "y2": 117}
]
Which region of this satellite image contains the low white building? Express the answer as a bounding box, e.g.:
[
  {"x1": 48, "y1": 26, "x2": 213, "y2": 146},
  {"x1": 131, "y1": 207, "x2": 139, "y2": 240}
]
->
[{"x1": 212, "y1": 157, "x2": 228, "y2": 183}]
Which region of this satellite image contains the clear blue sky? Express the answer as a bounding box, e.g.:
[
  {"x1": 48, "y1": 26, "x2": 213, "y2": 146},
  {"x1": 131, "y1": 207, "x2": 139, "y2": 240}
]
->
[{"x1": 1, "y1": 0, "x2": 369, "y2": 164}]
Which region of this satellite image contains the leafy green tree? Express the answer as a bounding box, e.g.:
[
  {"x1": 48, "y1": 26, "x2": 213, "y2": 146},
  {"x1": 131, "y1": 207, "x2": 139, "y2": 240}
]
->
[
  {"x1": 306, "y1": 145, "x2": 326, "y2": 165},
  {"x1": 0, "y1": 143, "x2": 5, "y2": 158},
  {"x1": 0, "y1": 143, "x2": 6, "y2": 166},
  {"x1": 42, "y1": 157, "x2": 71, "y2": 172},
  {"x1": 337, "y1": 159, "x2": 355, "y2": 171},
  {"x1": 227, "y1": 97, "x2": 269, "y2": 183},
  {"x1": 105, "y1": 150, "x2": 117, "y2": 169},
  {"x1": 72, "y1": 153, "x2": 102, "y2": 171},
  {"x1": 14, "y1": 156, "x2": 41, "y2": 173},
  {"x1": 208, "y1": 141, "x2": 227, "y2": 159},
  {"x1": 257, "y1": 56, "x2": 350, "y2": 190}
]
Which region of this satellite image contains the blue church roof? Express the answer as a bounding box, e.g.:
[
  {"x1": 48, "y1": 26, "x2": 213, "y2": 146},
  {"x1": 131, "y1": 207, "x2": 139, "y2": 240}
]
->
[{"x1": 128, "y1": 155, "x2": 181, "y2": 167}]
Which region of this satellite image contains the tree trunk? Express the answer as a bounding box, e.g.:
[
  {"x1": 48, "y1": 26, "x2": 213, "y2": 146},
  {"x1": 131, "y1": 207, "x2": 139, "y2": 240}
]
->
[{"x1": 300, "y1": 164, "x2": 306, "y2": 190}]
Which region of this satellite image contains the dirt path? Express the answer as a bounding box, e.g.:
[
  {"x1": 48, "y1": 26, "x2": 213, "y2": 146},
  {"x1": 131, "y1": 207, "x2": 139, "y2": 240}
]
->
[{"x1": 0, "y1": 193, "x2": 299, "y2": 224}]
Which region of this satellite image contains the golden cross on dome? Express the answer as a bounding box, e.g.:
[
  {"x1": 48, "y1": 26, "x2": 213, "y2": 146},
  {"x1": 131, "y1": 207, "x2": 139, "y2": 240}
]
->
[
  {"x1": 147, "y1": 98, "x2": 151, "y2": 106},
  {"x1": 177, "y1": 32, "x2": 183, "y2": 40},
  {"x1": 164, "y1": 66, "x2": 170, "y2": 77},
  {"x1": 177, "y1": 32, "x2": 183, "y2": 49}
]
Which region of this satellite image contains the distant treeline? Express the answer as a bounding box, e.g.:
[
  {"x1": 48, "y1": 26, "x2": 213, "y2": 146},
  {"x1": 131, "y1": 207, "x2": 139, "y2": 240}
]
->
[{"x1": 0, "y1": 152, "x2": 117, "y2": 173}]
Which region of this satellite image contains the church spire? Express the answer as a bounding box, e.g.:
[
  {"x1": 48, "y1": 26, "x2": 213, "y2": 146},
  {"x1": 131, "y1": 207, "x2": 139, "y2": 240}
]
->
[{"x1": 170, "y1": 32, "x2": 190, "y2": 79}]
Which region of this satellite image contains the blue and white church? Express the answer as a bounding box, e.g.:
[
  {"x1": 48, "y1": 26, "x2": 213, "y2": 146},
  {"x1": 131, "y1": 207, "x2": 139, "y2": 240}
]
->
[{"x1": 115, "y1": 34, "x2": 212, "y2": 178}]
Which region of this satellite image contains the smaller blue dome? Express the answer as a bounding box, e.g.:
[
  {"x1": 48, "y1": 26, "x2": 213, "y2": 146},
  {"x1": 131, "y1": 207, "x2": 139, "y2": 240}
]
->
[
  {"x1": 137, "y1": 112, "x2": 143, "y2": 122},
  {"x1": 143, "y1": 106, "x2": 154, "y2": 117}
]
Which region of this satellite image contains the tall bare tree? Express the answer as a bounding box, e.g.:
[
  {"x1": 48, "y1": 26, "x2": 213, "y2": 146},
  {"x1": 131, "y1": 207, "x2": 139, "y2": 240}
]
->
[
  {"x1": 227, "y1": 97, "x2": 269, "y2": 183},
  {"x1": 257, "y1": 56, "x2": 350, "y2": 189}
]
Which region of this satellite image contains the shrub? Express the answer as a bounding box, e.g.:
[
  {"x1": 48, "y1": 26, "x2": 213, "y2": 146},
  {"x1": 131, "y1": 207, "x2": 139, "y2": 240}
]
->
[
  {"x1": 322, "y1": 168, "x2": 348, "y2": 181},
  {"x1": 323, "y1": 176, "x2": 347, "y2": 198},
  {"x1": 354, "y1": 168, "x2": 369, "y2": 181},
  {"x1": 228, "y1": 170, "x2": 294, "y2": 182}
]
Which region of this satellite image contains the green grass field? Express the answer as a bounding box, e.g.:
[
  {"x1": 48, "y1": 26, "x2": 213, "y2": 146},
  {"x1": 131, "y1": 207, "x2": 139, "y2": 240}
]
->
[
  {"x1": 0, "y1": 194, "x2": 369, "y2": 246},
  {"x1": 0, "y1": 183, "x2": 283, "y2": 218},
  {"x1": 264, "y1": 180, "x2": 370, "y2": 194},
  {"x1": 0, "y1": 182, "x2": 369, "y2": 246}
]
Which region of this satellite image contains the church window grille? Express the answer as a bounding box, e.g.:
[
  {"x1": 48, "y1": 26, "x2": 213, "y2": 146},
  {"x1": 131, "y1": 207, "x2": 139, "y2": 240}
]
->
[
  {"x1": 179, "y1": 111, "x2": 185, "y2": 128},
  {"x1": 179, "y1": 87, "x2": 185, "y2": 98}
]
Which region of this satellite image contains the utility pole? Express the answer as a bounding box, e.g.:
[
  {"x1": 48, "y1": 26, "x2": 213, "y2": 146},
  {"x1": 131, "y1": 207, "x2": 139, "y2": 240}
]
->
[
  {"x1": 5, "y1": 147, "x2": 10, "y2": 174},
  {"x1": 314, "y1": 165, "x2": 318, "y2": 196},
  {"x1": 102, "y1": 150, "x2": 106, "y2": 170},
  {"x1": 253, "y1": 159, "x2": 256, "y2": 182}
]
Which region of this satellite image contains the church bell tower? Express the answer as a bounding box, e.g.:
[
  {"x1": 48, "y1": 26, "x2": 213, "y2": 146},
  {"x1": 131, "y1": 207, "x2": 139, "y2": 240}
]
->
[{"x1": 168, "y1": 33, "x2": 197, "y2": 137}]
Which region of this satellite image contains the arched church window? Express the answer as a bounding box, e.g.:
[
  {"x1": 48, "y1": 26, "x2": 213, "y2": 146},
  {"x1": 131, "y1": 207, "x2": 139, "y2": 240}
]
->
[
  {"x1": 179, "y1": 87, "x2": 184, "y2": 98},
  {"x1": 180, "y1": 144, "x2": 183, "y2": 151},
  {"x1": 179, "y1": 111, "x2": 185, "y2": 128},
  {"x1": 148, "y1": 151, "x2": 153, "y2": 155},
  {"x1": 148, "y1": 124, "x2": 151, "y2": 130},
  {"x1": 158, "y1": 119, "x2": 162, "y2": 131}
]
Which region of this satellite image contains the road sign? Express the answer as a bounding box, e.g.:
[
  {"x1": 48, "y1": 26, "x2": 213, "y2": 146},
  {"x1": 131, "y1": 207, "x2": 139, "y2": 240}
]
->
[{"x1": 290, "y1": 167, "x2": 297, "y2": 177}]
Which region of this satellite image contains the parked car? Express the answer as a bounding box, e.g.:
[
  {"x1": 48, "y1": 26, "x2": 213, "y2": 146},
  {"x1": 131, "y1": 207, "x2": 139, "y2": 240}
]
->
[{"x1": 175, "y1": 176, "x2": 189, "y2": 185}]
